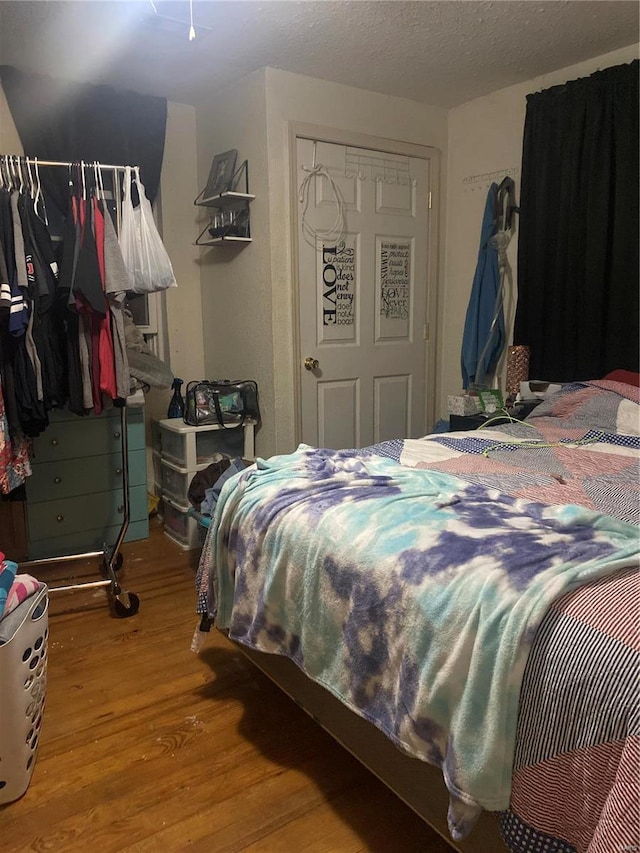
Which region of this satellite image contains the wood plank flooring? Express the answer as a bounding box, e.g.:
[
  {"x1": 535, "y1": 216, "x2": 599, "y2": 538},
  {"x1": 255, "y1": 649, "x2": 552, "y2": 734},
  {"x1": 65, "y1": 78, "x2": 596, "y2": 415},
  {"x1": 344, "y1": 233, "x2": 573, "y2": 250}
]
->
[{"x1": 0, "y1": 521, "x2": 455, "y2": 852}]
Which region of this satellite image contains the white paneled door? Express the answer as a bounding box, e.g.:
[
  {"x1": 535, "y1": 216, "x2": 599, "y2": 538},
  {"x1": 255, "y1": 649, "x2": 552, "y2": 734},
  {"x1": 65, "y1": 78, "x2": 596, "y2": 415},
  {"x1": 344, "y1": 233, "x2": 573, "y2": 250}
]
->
[{"x1": 296, "y1": 138, "x2": 432, "y2": 449}]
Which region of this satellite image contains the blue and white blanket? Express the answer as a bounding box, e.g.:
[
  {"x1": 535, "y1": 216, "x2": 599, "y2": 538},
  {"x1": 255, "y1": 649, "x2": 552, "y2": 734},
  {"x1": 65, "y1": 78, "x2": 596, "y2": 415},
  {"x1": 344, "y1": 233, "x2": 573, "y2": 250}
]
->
[{"x1": 197, "y1": 444, "x2": 639, "y2": 838}]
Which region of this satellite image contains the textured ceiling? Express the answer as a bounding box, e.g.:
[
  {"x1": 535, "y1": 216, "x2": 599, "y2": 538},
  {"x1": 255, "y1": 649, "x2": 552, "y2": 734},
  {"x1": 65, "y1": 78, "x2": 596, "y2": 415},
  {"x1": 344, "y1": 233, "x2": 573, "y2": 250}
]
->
[{"x1": 0, "y1": 1, "x2": 638, "y2": 108}]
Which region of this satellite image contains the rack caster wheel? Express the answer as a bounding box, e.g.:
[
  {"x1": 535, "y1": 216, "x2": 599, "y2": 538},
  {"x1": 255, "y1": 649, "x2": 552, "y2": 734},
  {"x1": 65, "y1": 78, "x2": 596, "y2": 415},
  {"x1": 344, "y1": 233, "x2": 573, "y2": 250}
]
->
[
  {"x1": 103, "y1": 552, "x2": 123, "y2": 573},
  {"x1": 113, "y1": 591, "x2": 140, "y2": 618}
]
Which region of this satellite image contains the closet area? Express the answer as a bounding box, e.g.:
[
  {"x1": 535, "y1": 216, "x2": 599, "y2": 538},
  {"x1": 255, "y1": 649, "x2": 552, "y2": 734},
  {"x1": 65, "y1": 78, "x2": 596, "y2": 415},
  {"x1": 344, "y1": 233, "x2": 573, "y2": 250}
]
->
[
  {"x1": 0, "y1": 66, "x2": 172, "y2": 615},
  {"x1": 0, "y1": 156, "x2": 149, "y2": 615}
]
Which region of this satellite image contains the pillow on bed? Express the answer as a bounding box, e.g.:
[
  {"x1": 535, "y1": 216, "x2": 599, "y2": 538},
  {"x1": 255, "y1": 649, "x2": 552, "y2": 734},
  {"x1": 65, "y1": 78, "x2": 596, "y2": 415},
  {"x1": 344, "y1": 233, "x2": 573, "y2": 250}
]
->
[{"x1": 602, "y1": 369, "x2": 640, "y2": 387}]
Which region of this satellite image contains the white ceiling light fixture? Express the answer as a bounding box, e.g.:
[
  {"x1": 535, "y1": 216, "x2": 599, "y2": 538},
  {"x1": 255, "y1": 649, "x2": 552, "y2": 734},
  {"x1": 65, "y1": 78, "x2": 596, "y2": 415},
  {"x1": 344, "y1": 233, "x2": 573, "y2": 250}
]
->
[
  {"x1": 147, "y1": 0, "x2": 209, "y2": 42},
  {"x1": 189, "y1": 0, "x2": 196, "y2": 41}
]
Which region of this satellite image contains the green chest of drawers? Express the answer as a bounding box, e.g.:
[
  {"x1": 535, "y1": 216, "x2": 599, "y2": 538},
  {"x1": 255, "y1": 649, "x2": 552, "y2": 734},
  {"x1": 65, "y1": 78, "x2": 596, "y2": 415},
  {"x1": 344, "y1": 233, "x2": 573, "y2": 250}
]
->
[{"x1": 25, "y1": 406, "x2": 149, "y2": 559}]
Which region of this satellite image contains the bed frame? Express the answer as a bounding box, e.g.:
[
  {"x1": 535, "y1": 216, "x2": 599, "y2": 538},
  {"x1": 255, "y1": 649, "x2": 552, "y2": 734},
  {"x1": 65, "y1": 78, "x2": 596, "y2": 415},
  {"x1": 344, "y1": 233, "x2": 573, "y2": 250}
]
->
[{"x1": 235, "y1": 640, "x2": 503, "y2": 852}]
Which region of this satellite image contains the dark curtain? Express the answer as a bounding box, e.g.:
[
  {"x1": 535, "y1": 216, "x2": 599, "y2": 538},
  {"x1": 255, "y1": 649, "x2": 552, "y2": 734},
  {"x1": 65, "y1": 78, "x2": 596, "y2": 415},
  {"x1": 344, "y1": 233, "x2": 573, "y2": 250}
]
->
[
  {"x1": 0, "y1": 65, "x2": 167, "y2": 218},
  {"x1": 513, "y1": 60, "x2": 639, "y2": 380}
]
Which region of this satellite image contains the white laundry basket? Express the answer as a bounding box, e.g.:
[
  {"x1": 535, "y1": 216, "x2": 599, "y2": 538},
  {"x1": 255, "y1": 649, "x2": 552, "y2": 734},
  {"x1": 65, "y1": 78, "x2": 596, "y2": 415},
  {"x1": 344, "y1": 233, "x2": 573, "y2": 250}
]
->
[{"x1": 0, "y1": 583, "x2": 48, "y2": 804}]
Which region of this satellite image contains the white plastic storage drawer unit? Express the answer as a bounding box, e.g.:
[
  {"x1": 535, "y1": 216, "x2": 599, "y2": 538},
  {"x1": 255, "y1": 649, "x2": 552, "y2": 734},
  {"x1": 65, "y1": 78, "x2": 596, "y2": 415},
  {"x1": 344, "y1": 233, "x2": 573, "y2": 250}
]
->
[
  {"x1": 162, "y1": 496, "x2": 203, "y2": 551},
  {"x1": 160, "y1": 458, "x2": 191, "y2": 506},
  {"x1": 158, "y1": 418, "x2": 255, "y2": 550},
  {"x1": 158, "y1": 418, "x2": 255, "y2": 470}
]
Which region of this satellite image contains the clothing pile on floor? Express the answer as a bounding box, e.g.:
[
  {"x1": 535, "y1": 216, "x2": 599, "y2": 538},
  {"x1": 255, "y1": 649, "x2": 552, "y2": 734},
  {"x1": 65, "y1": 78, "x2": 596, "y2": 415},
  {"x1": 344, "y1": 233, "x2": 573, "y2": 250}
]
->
[
  {"x1": 0, "y1": 551, "x2": 39, "y2": 628},
  {"x1": 187, "y1": 457, "x2": 253, "y2": 529}
]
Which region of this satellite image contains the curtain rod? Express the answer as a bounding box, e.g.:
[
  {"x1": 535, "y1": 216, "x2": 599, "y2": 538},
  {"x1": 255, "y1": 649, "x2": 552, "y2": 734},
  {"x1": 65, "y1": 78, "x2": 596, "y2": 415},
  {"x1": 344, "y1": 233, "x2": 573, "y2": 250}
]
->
[{"x1": 1, "y1": 156, "x2": 133, "y2": 172}]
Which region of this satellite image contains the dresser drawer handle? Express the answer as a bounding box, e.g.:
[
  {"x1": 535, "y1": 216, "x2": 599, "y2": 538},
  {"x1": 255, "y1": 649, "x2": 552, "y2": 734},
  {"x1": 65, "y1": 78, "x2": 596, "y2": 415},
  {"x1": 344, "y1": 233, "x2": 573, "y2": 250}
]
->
[
  {"x1": 51, "y1": 439, "x2": 59, "y2": 447},
  {"x1": 113, "y1": 431, "x2": 121, "y2": 439},
  {"x1": 117, "y1": 505, "x2": 124, "y2": 513},
  {"x1": 115, "y1": 468, "x2": 122, "y2": 476},
  {"x1": 56, "y1": 515, "x2": 64, "y2": 523},
  {"x1": 54, "y1": 477, "x2": 62, "y2": 484}
]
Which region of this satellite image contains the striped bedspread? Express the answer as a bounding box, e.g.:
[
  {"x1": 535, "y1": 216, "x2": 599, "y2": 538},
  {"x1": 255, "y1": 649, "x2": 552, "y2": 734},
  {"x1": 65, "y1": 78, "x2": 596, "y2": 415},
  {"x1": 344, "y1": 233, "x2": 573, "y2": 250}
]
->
[
  {"x1": 500, "y1": 567, "x2": 639, "y2": 853},
  {"x1": 366, "y1": 380, "x2": 640, "y2": 852}
]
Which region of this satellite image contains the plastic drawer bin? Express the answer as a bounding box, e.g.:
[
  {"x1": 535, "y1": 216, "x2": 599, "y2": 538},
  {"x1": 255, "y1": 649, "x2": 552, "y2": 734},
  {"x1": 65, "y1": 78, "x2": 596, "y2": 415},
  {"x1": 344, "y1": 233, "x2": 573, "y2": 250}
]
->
[
  {"x1": 159, "y1": 422, "x2": 245, "y2": 469},
  {"x1": 160, "y1": 459, "x2": 190, "y2": 505},
  {"x1": 0, "y1": 583, "x2": 48, "y2": 804},
  {"x1": 162, "y1": 495, "x2": 202, "y2": 550}
]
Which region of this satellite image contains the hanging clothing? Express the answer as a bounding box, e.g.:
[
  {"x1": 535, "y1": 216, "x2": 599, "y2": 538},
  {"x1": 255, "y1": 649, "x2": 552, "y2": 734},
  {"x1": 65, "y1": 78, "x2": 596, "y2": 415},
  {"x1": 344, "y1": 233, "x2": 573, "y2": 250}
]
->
[
  {"x1": 93, "y1": 197, "x2": 117, "y2": 400},
  {"x1": 461, "y1": 182, "x2": 506, "y2": 390},
  {"x1": 0, "y1": 186, "x2": 47, "y2": 437},
  {"x1": 16, "y1": 194, "x2": 43, "y2": 404},
  {"x1": 57, "y1": 194, "x2": 85, "y2": 416},
  {"x1": 102, "y1": 206, "x2": 131, "y2": 400},
  {"x1": 21, "y1": 192, "x2": 67, "y2": 409},
  {"x1": 10, "y1": 192, "x2": 28, "y2": 291},
  {"x1": 0, "y1": 286, "x2": 37, "y2": 481},
  {"x1": 0, "y1": 241, "x2": 10, "y2": 309},
  {"x1": 0, "y1": 156, "x2": 170, "y2": 490},
  {"x1": 0, "y1": 189, "x2": 28, "y2": 337}
]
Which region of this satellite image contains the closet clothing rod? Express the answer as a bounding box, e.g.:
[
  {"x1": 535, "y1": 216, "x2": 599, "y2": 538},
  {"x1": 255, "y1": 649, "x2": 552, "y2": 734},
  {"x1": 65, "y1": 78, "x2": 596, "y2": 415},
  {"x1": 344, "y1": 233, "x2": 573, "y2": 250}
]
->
[{"x1": 6, "y1": 157, "x2": 131, "y2": 171}]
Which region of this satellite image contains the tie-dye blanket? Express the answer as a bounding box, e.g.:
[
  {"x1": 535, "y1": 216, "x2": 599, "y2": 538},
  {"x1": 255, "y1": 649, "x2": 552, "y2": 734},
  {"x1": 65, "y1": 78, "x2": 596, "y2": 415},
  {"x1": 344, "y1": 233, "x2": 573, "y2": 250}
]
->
[{"x1": 198, "y1": 444, "x2": 639, "y2": 839}]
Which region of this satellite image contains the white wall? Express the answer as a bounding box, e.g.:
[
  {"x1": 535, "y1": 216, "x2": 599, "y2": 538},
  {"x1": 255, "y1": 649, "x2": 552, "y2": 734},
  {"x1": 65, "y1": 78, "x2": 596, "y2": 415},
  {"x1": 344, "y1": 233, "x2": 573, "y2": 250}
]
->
[
  {"x1": 264, "y1": 68, "x2": 448, "y2": 453},
  {"x1": 142, "y1": 99, "x2": 204, "y2": 487},
  {"x1": 194, "y1": 70, "x2": 275, "y2": 454},
  {"x1": 441, "y1": 43, "x2": 639, "y2": 419},
  {"x1": 148, "y1": 100, "x2": 204, "y2": 427},
  {"x1": 195, "y1": 68, "x2": 448, "y2": 457},
  {"x1": 0, "y1": 85, "x2": 22, "y2": 153}
]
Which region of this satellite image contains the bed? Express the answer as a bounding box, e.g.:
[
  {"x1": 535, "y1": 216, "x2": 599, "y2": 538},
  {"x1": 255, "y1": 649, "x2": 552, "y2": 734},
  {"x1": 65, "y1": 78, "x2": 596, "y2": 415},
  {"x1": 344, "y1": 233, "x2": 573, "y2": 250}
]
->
[{"x1": 194, "y1": 377, "x2": 640, "y2": 852}]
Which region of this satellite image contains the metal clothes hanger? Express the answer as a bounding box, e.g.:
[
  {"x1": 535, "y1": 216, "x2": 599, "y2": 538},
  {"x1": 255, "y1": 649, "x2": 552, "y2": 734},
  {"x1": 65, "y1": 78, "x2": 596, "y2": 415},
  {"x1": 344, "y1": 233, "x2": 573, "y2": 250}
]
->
[
  {"x1": 26, "y1": 157, "x2": 36, "y2": 199},
  {"x1": 97, "y1": 162, "x2": 106, "y2": 202},
  {"x1": 34, "y1": 157, "x2": 49, "y2": 224},
  {"x1": 16, "y1": 156, "x2": 24, "y2": 193}
]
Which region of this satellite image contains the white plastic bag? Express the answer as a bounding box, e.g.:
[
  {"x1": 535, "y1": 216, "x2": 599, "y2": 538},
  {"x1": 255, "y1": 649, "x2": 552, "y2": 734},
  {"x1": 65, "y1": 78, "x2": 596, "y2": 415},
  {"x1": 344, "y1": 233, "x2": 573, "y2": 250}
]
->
[{"x1": 119, "y1": 166, "x2": 177, "y2": 294}]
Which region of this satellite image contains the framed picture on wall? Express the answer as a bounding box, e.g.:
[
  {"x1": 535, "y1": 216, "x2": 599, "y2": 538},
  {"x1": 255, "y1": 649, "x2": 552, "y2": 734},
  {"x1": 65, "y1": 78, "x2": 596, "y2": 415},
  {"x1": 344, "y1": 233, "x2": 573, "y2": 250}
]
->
[{"x1": 202, "y1": 149, "x2": 238, "y2": 201}]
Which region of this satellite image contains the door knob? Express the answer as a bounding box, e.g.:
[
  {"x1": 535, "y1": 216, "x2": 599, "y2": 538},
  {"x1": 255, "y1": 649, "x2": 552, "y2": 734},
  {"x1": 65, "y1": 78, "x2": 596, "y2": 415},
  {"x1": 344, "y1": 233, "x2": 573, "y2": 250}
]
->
[{"x1": 304, "y1": 357, "x2": 319, "y2": 371}]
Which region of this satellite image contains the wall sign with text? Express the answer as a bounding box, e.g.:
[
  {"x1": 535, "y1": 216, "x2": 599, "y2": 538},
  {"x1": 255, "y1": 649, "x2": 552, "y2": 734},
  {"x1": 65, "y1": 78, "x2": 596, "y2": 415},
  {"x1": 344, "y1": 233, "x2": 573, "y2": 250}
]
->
[
  {"x1": 377, "y1": 237, "x2": 412, "y2": 339},
  {"x1": 318, "y1": 237, "x2": 357, "y2": 342}
]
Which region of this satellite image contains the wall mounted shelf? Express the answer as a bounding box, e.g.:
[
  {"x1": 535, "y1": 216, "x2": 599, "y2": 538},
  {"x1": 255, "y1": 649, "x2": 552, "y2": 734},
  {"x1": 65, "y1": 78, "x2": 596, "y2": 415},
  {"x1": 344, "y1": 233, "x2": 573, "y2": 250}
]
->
[
  {"x1": 197, "y1": 190, "x2": 255, "y2": 209},
  {"x1": 195, "y1": 160, "x2": 254, "y2": 246},
  {"x1": 197, "y1": 235, "x2": 253, "y2": 246}
]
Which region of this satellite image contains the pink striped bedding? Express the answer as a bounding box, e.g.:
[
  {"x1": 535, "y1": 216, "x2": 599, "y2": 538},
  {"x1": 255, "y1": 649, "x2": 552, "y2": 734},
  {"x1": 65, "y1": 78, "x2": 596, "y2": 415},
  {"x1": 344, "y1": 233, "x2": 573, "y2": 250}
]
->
[
  {"x1": 393, "y1": 380, "x2": 639, "y2": 851},
  {"x1": 500, "y1": 567, "x2": 639, "y2": 853}
]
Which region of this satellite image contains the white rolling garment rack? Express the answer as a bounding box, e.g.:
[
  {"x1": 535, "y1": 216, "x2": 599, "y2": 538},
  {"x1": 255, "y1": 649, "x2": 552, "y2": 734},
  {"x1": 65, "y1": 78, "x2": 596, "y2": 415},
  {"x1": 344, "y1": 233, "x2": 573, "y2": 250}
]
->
[{"x1": 13, "y1": 157, "x2": 140, "y2": 618}]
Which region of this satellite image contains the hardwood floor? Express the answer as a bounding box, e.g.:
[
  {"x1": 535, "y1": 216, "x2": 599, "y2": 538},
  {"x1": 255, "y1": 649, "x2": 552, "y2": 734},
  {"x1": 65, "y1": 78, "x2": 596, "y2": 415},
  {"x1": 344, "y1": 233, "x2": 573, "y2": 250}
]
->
[{"x1": 0, "y1": 521, "x2": 455, "y2": 852}]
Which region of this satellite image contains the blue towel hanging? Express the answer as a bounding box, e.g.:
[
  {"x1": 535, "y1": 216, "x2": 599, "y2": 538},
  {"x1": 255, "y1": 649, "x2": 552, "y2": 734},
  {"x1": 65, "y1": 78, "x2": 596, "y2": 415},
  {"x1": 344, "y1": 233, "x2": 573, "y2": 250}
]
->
[{"x1": 461, "y1": 182, "x2": 506, "y2": 390}]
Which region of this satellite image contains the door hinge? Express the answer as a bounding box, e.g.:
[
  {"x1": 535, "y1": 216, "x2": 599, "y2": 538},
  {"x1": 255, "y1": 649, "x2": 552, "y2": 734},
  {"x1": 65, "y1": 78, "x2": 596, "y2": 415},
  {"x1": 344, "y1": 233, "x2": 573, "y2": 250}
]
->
[
  {"x1": 423, "y1": 323, "x2": 430, "y2": 341},
  {"x1": 428, "y1": 191, "x2": 432, "y2": 210}
]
